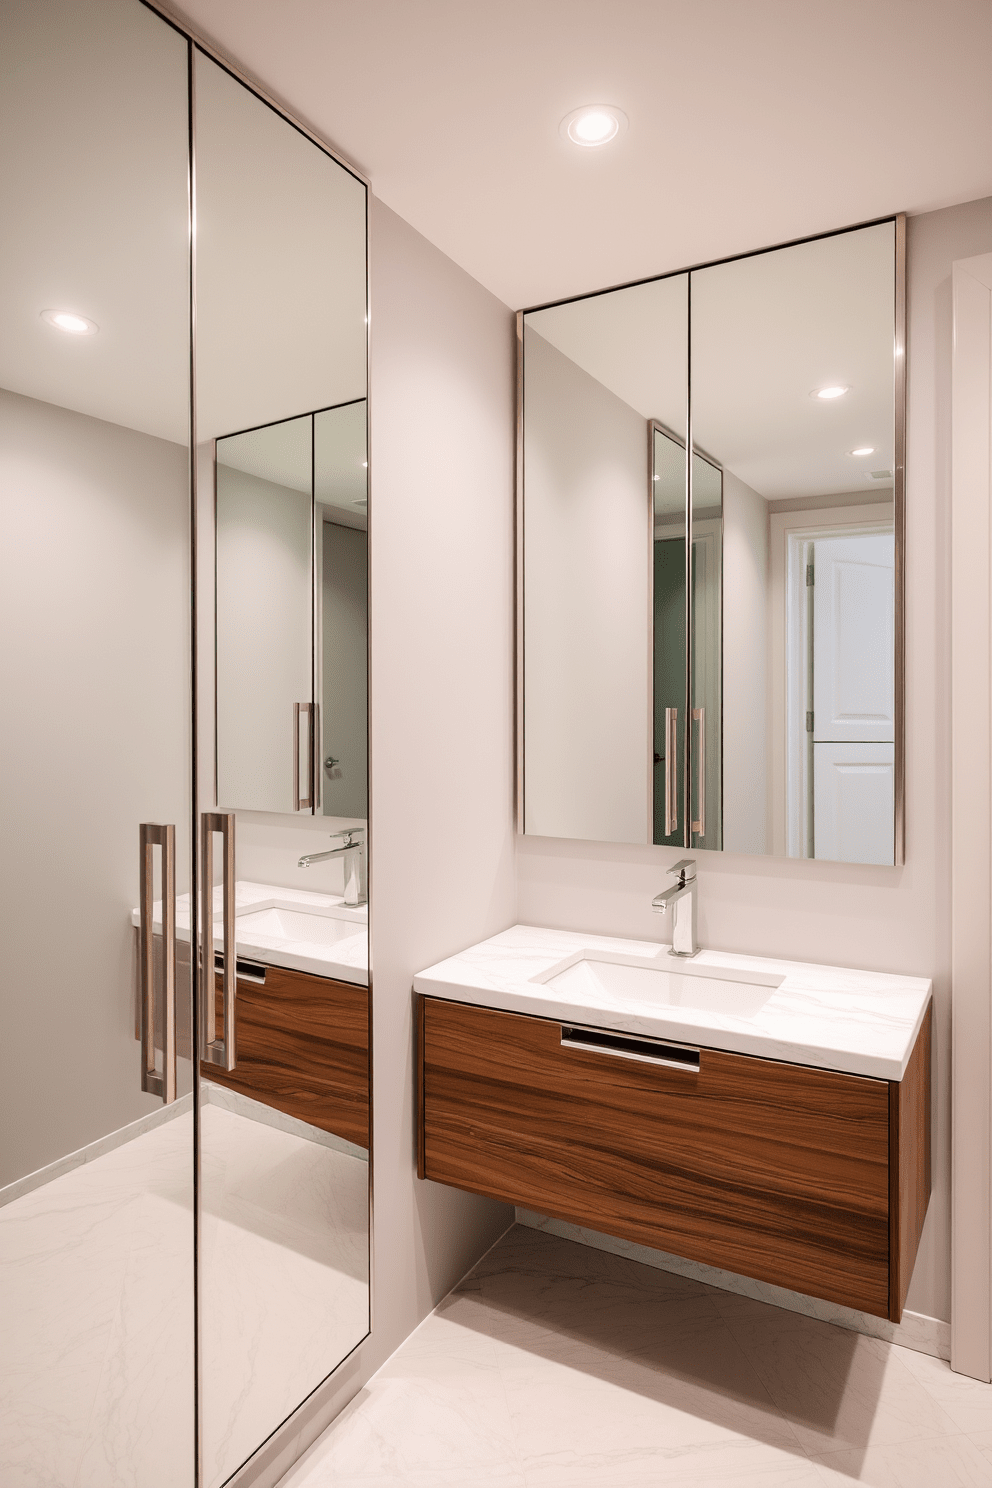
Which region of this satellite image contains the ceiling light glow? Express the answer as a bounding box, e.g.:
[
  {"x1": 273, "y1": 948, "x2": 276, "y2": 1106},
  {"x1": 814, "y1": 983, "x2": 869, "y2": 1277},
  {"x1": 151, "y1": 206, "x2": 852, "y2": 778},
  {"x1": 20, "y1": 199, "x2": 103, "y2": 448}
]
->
[
  {"x1": 41, "y1": 308, "x2": 98, "y2": 336},
  {"x1": 811, "y1": 385, "x2": 850, "y2": 400},
  {"x1": 560, "y1": 105, "x2": 628, "y2": 148},
  {"x1": 848, "y1": 446, "x2": 875, "y2": 457}
]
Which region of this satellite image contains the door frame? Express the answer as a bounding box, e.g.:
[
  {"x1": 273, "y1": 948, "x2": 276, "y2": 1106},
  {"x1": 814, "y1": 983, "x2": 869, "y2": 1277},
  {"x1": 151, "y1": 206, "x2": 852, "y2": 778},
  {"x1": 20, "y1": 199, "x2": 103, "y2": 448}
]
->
[{"x1": 951, "y1": 250, "x2": 992, "y2": 1380}]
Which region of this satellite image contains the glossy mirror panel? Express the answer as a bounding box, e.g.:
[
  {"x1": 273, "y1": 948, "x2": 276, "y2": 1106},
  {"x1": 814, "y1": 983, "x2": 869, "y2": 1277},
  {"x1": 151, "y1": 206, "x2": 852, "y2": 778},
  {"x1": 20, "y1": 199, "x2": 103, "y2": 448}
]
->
[
  {"x1": 519, "y1": 221, "x2": 902, "y2": 866},
  {"x1": 692, "y1": 224, "x2": 896, "y2": 862},
  {"x1": 194, "y1": 47, "x2": 369, "y2": 1488},
  {"x1": 1, "y1": 0, "x2": 195, "y2": 1481},
  {"x1": 522, "y1": 275, "x2": 688, "y2": 843}
]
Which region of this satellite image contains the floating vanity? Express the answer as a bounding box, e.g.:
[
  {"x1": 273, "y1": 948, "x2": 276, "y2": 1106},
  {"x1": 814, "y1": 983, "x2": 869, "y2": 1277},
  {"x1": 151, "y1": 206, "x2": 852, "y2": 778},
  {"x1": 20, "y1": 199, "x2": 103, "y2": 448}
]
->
[
  {"x1": 414, "y1": 925, "x2": 932, "y2": 1323},
  {"x1": 133, "y1": 881, "x2": 369, "y2": 1147}
]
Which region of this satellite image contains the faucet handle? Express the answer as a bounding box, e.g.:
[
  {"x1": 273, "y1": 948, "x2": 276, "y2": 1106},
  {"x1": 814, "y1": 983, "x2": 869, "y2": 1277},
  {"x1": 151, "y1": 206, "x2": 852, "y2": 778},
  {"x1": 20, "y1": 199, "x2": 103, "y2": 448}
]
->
[
  {"x1": 330, "y1": 826, "x2": 364, "y2": 847},
  {"x1": 666, "y1": 858, "x2": 696, "y2": 881}
]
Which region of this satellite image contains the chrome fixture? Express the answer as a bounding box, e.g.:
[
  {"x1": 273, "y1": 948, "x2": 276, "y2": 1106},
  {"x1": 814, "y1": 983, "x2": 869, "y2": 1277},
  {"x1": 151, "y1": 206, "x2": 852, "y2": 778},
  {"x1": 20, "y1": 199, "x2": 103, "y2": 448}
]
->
[
  {"x1": 651, "y1": 858, "x2": 698, "y2": 958},
  {"x1": 138, "y1": 822, "x2": 177, "y2": 1102},
  {"x1": 200, "y1": 811, "x2": 237, "y2": 1071},
  {"x1": 298, "y1": 826, "x2": 367, "y2": 905}
]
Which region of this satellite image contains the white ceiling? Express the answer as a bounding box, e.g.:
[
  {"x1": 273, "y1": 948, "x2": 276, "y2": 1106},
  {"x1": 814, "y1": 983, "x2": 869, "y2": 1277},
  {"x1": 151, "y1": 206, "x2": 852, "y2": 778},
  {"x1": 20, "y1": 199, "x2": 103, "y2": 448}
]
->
[{"x1": 171, "y1": 0, "x2": 991, "y2": 310}]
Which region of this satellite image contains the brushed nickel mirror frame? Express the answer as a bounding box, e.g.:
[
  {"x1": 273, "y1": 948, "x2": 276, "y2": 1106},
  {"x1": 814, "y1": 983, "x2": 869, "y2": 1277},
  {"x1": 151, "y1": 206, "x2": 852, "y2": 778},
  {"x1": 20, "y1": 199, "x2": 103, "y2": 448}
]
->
[{"x1": 516, "y1": 214, "x2": 907, "y2": 867}]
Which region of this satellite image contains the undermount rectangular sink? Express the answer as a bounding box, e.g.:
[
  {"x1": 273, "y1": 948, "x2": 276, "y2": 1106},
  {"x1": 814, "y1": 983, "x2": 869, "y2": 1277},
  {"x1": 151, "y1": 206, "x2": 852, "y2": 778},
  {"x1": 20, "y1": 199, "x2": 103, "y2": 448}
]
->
[
  {"x1": 538, "y1": 951, "x2": 784, "y2": 1019},
  {"x1": 233, "y1": 905, "x2": 364, "y2": 947}
]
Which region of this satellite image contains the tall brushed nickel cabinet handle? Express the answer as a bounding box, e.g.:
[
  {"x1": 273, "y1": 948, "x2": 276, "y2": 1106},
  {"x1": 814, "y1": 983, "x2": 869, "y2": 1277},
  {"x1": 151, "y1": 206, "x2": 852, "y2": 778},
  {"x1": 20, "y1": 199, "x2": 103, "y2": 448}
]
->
[
  {"x1": 664, "y1": 707, "x2": 678, "y2": 837},
  {"x1": 692, "y1": 707, "x2": 705, "y2": 837},
  {"x1": 293, "y1": 701, "x2": 314, "y2": 811},
  {"x1": 200, "y1": 810, "x2": 236, "y2": 1071},
  {"x1": 139, "y1": 822, "x2": 177, "y2": 1103}
]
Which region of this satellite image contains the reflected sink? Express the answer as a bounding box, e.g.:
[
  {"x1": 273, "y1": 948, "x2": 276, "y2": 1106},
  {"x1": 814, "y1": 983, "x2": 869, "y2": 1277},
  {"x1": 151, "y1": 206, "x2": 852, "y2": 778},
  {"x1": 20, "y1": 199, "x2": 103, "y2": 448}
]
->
[
  {"x1": 234, "y1": 905, "x2": 364, "y2": 948},
  {"x1": 539, "y1": 951, "x2": 783, "y2": 1019}
]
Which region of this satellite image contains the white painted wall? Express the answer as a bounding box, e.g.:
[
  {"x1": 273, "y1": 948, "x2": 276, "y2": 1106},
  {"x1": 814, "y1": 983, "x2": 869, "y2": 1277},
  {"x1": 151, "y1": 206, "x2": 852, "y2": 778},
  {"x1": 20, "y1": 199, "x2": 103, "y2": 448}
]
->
[
  {"x1": 721, "y1": 470, "x2": 769, "y2": 855},
  {"x1": 365, "y1": 195, "x2": 516, "y2": 1337},
  {"x1": 0, "y1": 389, "x2": 190, "y2": 1185},
  {"x1": 522, "y1": 328, "x2": 650, "y2": 844},
  {"x1": 517, "y1": 197, "x2": 992, "y2": 1328}
]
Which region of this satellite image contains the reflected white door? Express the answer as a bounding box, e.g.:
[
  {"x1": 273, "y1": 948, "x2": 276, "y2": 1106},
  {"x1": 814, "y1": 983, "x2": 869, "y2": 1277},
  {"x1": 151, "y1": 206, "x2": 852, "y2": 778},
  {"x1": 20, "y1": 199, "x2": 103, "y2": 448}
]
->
[{"x1": 812, "y1": 531, "x2": 894, "y2": 863}]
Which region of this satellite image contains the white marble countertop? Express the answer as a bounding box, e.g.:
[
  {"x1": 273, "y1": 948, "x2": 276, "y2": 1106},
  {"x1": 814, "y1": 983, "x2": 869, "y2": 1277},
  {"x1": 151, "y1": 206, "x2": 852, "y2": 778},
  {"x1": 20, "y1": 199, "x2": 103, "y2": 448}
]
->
[
  {"x1": 132, "y1": 880, "x2": 368, "y2": 987},
  {"x1": 413, "y1": 924, "x2": 932, "y2": 1080}
]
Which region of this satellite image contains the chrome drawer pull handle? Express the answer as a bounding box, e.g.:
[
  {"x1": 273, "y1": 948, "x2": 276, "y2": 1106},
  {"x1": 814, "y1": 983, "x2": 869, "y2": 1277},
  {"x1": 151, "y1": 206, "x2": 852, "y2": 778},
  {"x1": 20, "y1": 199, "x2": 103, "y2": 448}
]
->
[
  {"x1": 138, "y1": 822, "x2": 177, "y2": 1103},
  {"x1": 200, "y1": 810, "x2": 236, "y2": 1071},
  {"x1": 561, "y1": 1025, "x2": 700, "y2": 1072}
]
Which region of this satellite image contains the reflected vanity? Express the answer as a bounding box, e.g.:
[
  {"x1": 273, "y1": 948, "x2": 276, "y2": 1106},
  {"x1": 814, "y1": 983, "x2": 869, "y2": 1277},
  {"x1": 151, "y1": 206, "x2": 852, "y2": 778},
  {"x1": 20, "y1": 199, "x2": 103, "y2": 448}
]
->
[{"x1": 519, "y1": 219, "x2": 904, "y2": 865}]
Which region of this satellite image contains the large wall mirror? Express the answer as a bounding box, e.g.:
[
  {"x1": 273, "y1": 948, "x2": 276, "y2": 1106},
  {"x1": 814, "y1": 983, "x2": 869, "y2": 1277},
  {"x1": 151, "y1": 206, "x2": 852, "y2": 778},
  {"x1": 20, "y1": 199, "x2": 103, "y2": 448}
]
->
[
  {"x1": 519, "y1": 219, "x2": 905, "y2": 866},
  {"x1": 195, "y1": 46, "x2": 370, "y2": 1488}
]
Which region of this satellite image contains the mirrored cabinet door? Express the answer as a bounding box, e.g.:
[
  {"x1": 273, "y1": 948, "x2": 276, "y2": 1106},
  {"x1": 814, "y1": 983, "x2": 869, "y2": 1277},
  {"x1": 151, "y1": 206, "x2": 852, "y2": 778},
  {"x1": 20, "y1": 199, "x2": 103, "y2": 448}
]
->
[
  {"x1": 518, "y1": 221, "x2": 902, "y2": 866},
  {"x1": 1, "y1": 0, "x2": 195, "y2": 1481},
  {"x1": 690, "y1": 223, "x2": 897, "y2": 863},
  {"x1": 193, "y1": 46, "x2": 370, "y2": 1488},
  {"x1": 522, "y1": 274, "x2": 688, "y2": 845},
  {"x1": 216, "y1": 413, "x2": 314, "y2": 813}
]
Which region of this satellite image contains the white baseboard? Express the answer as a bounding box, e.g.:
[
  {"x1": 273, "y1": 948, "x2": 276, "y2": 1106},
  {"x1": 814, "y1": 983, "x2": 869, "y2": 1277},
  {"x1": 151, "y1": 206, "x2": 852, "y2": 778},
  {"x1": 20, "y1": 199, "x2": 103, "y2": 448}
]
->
[{"x1": 515, "y1": 1208, "x2": 950, "y2": 1362}]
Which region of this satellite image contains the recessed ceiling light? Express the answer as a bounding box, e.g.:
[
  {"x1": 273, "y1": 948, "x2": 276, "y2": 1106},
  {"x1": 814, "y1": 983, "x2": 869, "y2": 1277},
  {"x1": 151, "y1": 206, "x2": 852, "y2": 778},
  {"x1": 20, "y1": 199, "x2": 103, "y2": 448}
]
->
[
  {"x1": 560, "y1": 105, "x2": 628, "y2": 148},
  {"x1": 848, "y1": 446, "x2": 875, "y2": 457},
  {"x1": 41, "y1": 308, "x2": 98, "y2": 336},
  {"x1": 811, "y1": 384, "x2": 850, "y2": 400}
]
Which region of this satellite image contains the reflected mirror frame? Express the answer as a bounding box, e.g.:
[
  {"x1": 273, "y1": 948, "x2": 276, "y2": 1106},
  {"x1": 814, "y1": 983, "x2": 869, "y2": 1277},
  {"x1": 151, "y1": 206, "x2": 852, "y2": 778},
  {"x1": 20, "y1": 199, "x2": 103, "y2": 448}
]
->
[
  {"x1": 153, "y1": 0, "x2": 375, "y2": 1473},
  {"x1": 212, "y1": 397, "x2": 369, "y2": 820},
  {"x1": 515, "y1": 213, "x2": 906, "y2": 867}
]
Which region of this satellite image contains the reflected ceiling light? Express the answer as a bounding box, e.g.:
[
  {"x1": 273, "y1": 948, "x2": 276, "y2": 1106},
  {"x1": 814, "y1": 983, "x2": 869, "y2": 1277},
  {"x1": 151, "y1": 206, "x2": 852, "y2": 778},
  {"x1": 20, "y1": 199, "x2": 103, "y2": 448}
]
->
[
  {"x1": 848, "y1": 446, "x2": 875, "y2": 457},
  {"x1": 811, "y1": 384, "x2": 850, "y2": 400},
  {"x1": 361, "y1": 461, "x2": 368, "y2": 468},
  {"x1": 560, "y1": 105, "x2": 627, "y2": 148},
  {"x1": 41, "y1": 308, "x2": 98, "y2": 336}
]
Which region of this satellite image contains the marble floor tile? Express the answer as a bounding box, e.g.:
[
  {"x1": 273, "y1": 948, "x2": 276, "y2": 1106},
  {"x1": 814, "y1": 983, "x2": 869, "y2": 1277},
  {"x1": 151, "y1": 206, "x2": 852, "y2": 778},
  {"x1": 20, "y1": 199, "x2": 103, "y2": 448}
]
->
[
  {"x1": 890, "y1": 1346, "x2": 992, "y2": 1434},
  {"x1": 522, "y1": 1440, "x2": 825, "y2": 1487},
  {"x1": 2, "y1": 1100, "x2": 369, "y2": 1488},
  {"x1": 810, "y1": 1432, "x2": 992, "y2": 1486},
  {"x1": 278, "y1": 1371, "x2": 524, "y2": 1485},
  {"x1": 280, "y1": 1225, "x2": 985, "y2": 1488},
  {"x1": 722, "y1": 1306, "x2": 960, "y2": 1456}
]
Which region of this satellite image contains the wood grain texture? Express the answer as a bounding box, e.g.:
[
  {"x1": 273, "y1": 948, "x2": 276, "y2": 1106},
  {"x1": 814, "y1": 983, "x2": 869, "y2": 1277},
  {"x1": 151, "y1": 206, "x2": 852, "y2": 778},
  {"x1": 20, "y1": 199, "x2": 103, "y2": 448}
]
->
[
  {"x1": 416, "y1": 993, "x2": 426, "y2": 1179},
  {"x1": 422, "y1": 997, "x2": 891, "y2": 1317},
  {"x1": 203, "y1": 966, "x2": 369, "y2": 1148},
  {"x1": 889, "y1": 999, "x2": 932, "y2": 1321}
]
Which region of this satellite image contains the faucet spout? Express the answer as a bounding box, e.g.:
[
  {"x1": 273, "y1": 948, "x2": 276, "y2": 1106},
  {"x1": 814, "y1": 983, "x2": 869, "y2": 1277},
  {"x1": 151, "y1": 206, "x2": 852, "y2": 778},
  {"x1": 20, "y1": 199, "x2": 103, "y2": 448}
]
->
[
  {"x1": 651, "y1": 858, "x2": 699, "y2": 958},
  {"x1": 297, "y1": 827, "x2": 367, "y2": 906}
]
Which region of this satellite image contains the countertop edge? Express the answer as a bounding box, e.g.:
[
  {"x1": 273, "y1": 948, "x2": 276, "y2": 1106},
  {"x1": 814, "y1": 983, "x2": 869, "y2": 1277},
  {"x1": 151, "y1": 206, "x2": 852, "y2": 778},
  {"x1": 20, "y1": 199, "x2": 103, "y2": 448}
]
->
[{"x1": 412, "y1": 972, "x2": 933, "y2": 1083}]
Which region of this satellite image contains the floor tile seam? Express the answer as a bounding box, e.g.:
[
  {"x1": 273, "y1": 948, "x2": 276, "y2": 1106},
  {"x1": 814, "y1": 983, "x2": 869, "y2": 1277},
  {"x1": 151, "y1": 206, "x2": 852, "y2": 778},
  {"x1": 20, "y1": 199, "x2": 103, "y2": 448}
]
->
[
  {"x1": 488, "y1": 1298, "x2": 547, "y2": 1481},
  {"x1": 65, "y1": 1204, "x2": 144, "y2": 1488},
  {"x1": 809, "y1": 1427, "x2": 984, "y2": 1464},
  {"x1": 882, "y1": 1354, "x2": 988, "y2": 1437}
]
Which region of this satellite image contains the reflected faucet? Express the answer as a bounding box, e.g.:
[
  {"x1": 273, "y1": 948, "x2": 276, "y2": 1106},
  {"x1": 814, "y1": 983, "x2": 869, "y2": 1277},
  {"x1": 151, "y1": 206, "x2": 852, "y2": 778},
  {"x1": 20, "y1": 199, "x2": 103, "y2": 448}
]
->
[
  {"x1": 651, "y1": 858, "x2": 698, "y2": 958},
  {"x1": 298, "y1": 827, "x2": 367, "y2": 907}
]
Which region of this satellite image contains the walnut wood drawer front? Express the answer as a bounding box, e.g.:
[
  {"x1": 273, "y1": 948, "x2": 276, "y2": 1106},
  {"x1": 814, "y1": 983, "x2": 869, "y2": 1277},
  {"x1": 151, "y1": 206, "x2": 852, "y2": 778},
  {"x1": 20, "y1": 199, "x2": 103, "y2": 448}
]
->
[
  {"x1": 419, "y1": 996, "x2": 914, "y2": 1320},
  {"x1": 203, "y1": 965, "x2": 369, "y2": 1148}
]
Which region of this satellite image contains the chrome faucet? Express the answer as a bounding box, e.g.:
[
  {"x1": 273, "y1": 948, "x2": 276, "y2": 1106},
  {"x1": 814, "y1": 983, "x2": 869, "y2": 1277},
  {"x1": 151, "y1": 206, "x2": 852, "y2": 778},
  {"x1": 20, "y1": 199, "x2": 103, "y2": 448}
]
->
[
  {"x1": 651, "y1": 858, "x2": 698, "y2": 958},
  {"x1": 297, "y1": 827, "x2": 367, "y2": 906}
]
